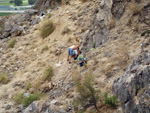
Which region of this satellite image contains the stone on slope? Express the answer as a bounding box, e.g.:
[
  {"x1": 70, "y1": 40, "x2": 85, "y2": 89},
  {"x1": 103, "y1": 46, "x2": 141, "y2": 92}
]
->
[{"x1": 23, "y1": 100, "x2": 67, "y2": 113}]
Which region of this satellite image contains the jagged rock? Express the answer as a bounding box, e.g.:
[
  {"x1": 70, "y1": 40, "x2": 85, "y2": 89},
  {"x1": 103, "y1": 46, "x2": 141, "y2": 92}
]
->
[
  {"x1": 0, "y1": 34, "x2": 4, "y2": 39},
  {"x1": 113, "y1": 51, "x2": 150, "y2": 113},
  {"x1": 111, "y1": 0, "x2": 126, "y2": 20},
  {"x1": 25, "y1": 9, "x2": 38, "y2": 15},
  {"x1": 3, "y1": 32, "x2": 10, "y2": 38},
  {"x1": 81, "y1": 0, "x2": 111, "y2": 54},
  {"x1": 10, "y1": 25, "x2": 23, "y2": 37},
  {"x1": 4, "y1": 21, "x2": 13, "y2": 32},
  {"x1": 23, "y1": 100, "x2": 66, "y2": 113},
  {"x1": 34, "y1": 0, "x2": 53, "y2": 12},
  {"x1": 139, "y1": 3, "x2": 150, "y2": 26},
  {"x1": 5, "y1": 105, "x2": 11, "y2": 110},
  {"x1": 30, "y1": 17, "x2": 41, "y2": 25}
]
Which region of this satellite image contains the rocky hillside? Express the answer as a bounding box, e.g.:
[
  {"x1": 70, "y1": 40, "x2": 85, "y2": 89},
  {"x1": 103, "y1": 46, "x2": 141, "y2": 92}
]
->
[{"x1": 0, "y1": 0, "x2": 150, "y2": 113}]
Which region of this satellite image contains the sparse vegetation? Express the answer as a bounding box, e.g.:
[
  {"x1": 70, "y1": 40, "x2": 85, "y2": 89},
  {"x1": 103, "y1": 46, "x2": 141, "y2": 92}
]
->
[
  {"x1": 109, "y1": 17, "x2": 115, "y2": 29},
  {"x1": 141, "y1": 30, "x2": 150, "y2": 36},
  {"x1": 0, "y1": 73, "x2": 9, "y2": 84},
  {"x1": 62, "y1": 26, "x2": 70, "y2": 34},
  {"x1": 7, "y1": 39, "x2": 16, "y2": 48},
  {"x1": 73, "y1": 74, "x2": 100, "y2": 111},
  {"x1": 47, "y1": 13, "x2": 52, "y2": 18},
  {"x1": 42, "y1": 66, "x2": 53, "y2": 81},
  {"x1": 104, "y1": 92, "x2": 119, "y2": 107},
  {"x1": 39, "y1": 20, "x2": 55, "y2": 38},
  {"x1": 129, "y1": 1, "x2": 143, "y2": 15},
  {"x1": 21, "y1": 91, "x2": 41, "y2": 107},
  {"x1": 61, "y1": 0, "x2": 69, "y2": 5},
  {"x1": 25, "y1": 82, "x2": 31, "y2": 90},
  {"x1": 79, "y1": 0, "x2": 88, "y2": 3},
  {"x1": 132, "y1": 23, "x2": 139, "y2": 31},
  {"x1": 41, "y1": 45, "x2": 48, "y2": 53},
  {"x1": 14, "y1": 92, "x2": 24, "y2": 104}
]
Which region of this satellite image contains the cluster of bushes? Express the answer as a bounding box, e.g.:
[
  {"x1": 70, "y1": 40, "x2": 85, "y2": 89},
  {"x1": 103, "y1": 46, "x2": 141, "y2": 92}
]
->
[
  {"x1": 14, "y1": 0, "x2": 22, "y2": 6},
  {"x1": 73, "y1": 74, "x2": 119, "y2": 112},
  {"x1": 14, "y1": 91, "x2": 43, "y2": 107},
  {"x1": 28, "y1": 0, "x2": 35, "y2": 5}
]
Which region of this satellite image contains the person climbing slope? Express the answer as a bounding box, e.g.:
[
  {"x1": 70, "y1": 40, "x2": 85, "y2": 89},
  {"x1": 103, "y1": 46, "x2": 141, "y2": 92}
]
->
[{"x1": 67, "y1": 45, "x2": 79, "y2": 64}]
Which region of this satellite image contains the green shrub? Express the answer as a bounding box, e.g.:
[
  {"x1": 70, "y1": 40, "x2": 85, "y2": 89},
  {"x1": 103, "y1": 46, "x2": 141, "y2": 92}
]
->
[
  {"x1": 21, "y1": 92, "x2": 41, "y2": 107},
  {"x1": 14, "y1": 92, "x2": 24, "y2": 104},
  {"x1": 104, "y1": 92, "x2": 119, "y2": 107},
  {"x1": 0, "y1": 73, "x2": 9, "y2": 84},
  {"x1": 39, "y1": 20, "x2": 55, "y2": 38},
  {"x1": 74, "y1": 74, "x2": 100, "y2": 111},
  {"x1": 7, "y1": 39, "x2": 16, "y2": 48},
  {"x1": 42, "y1": 66, "x2": 53, "y2": 81},
  {"x1": 25, "y1": 82, "x2": 31, "y2": 90}
]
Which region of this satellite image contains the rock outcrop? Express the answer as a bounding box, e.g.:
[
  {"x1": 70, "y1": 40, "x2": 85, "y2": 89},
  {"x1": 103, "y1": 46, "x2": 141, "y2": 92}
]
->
[
  {"x1": 23, "y1": 100, "x2": 66, "y2": 113},
  {"x1": 113, "y1": 50, "x2": 150, "y2": 113},
  {"x1": 80, "y1": 0, "x2": 112, "y2": 54},
  {"x1": 0, "y1": 9, "x2": 39, "y2": 39},
  {"x1": 34, "y1": 0, "x2": 54, "y2": 12}
]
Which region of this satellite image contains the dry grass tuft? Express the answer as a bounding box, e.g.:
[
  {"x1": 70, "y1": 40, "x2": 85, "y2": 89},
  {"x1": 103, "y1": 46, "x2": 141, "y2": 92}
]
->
[
  {"x1": 41, "y1": 45, "x2": 48, "y2": 53},
  {"x1": 46, "y1": 13, "x2": 51, "y2": 18},
  {"x1": 0, "y1": 73, "x2": 9, "y2": 84},
  {"x1": 39, "y1": 20, "x2": 55, "y2": 38},
  {"x1": 102, "y1": 41, "x2": 129, "y2": 78},
  {"x1": 79, "y1": 0, "x2": 88, "y2": 3},
  {"x1": 109, "y1": 17, "x2": 115, "y2": 29},
  {"x1": 129, "y1": 1, "x2": 143, "y2": 15},
  {"x1": 42, "y1": 66, "x2": 53, "y2": 81},
  {"x1": 61, "y1": 0, "x2": 69, "y2": 5},
  {"x1": 7, "y1": 39, "x2": 16, "y2": 48},
  {"x1": 62, "y1": 26, "x2": 70, "y2": 34}
]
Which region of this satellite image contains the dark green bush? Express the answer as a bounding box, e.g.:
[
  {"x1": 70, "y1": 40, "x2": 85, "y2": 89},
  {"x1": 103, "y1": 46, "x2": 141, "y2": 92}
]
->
[
  {"x1": 28, "y1": 0, "x2": 35, "y2": 5},
  {"x1": 21, "y1": 92, "x2": 41, "y2": 107},
  {"x1": 14, "y1": 0, "x2": 22, "y2": 6},
  {"x1": 104, "y1": 92, "x2": 119, "y2": 107}
]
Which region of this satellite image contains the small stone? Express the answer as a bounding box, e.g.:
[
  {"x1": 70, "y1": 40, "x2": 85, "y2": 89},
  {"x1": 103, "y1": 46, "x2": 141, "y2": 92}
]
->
[{"x1": 5, "y1": 105, "x2": 11, "y2": 110}]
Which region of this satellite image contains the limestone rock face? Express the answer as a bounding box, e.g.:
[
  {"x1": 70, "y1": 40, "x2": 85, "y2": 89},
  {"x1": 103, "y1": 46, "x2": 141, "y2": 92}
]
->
[
  {"x1": 113, "y1": 51, "x2": 150, "y2": 113},
  {"x1": 80, "y1": 0, "x2": 112, "y2": 54}
]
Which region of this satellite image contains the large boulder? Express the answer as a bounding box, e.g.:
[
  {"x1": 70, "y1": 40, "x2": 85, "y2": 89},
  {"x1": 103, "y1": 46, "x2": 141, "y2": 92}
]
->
[
  {"x1": 113, "y1": 51, "x2": 150, "y2": 113},
  {"x1": 10, "y1": 25, "x2": 24, "y2": 37},
  {"x1": 23, "y1": 100, "x2": 67, "y2": 113}
]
